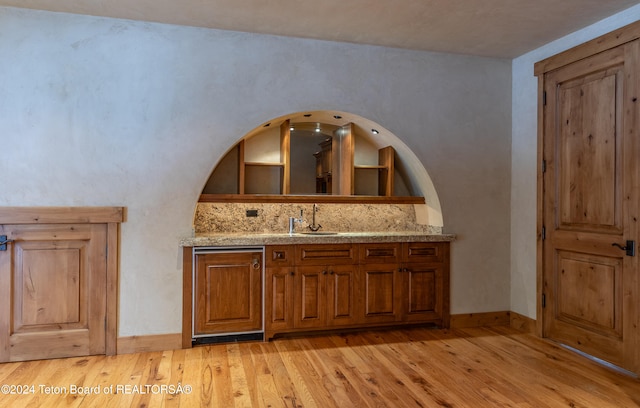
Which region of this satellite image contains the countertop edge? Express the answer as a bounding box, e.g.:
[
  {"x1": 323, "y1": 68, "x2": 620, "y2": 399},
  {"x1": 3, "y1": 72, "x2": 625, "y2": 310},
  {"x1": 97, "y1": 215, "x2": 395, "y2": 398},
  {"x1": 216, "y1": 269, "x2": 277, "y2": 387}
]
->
[{"x1": 180, "y1": 232, "x2": 456, "y2": 247}]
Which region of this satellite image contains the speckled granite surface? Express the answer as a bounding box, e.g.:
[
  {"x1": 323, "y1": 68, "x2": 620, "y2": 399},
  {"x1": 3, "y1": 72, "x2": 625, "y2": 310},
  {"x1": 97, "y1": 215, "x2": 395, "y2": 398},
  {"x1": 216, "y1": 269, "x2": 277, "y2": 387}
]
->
[
  {"x1": 180, "y1": 231, "x2": 455, "y2": 247},
  {"x1": 184, "y1": 202, "x2": 454, "y2": 246},
  {"x1": 194, "y1": 202, "x2": 441, "y2": 234}
]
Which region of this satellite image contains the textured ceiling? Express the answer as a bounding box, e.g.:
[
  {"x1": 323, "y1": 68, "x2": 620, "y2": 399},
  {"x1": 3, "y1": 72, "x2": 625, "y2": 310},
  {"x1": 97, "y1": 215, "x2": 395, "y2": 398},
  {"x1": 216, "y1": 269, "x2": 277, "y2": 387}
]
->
[{"x1": 1, "y1": 0, "x2": 639, "y2": 58}]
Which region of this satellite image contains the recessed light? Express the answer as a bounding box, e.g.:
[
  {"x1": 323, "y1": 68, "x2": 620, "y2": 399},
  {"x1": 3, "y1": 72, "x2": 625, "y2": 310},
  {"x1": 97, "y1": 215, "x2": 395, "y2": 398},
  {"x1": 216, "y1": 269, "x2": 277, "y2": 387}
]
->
[
  {"x1": 303, "y1": 114, "x2": 312, "y2": 117},
  {"x1": 263, "y1": 123, "x2": 271, "y2": 127},
  {"x1": 290, "y1": 126, "x2": 294, "y2": 131},
  {"x1": 333, "y1": 115, "x2": 342, "y2": 119},
  {"x1": 371, "y1": 129, "x2": 379, "y2": 134},
  {"x1": 315, "y1": 128, "x2": 321, "y2": 132}
]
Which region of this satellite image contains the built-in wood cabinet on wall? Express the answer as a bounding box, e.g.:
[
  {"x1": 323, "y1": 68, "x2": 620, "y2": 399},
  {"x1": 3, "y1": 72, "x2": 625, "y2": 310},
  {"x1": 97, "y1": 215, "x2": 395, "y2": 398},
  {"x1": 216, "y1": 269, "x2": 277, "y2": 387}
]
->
[
  {"x1": 184, "y1": 241, "x2": 449, "y2": 345},
  {"x1": 264, "y1": 242, "x2": 450, "y2": 340}
]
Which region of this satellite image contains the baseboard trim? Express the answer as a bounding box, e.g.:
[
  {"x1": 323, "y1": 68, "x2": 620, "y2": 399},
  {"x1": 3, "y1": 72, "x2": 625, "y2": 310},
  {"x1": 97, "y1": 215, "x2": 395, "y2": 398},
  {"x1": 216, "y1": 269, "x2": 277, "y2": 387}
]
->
[
  {"x1": 450, "y1": 311, "x2": 537, "y2": 332},
  {"x1": 450, "y1": 311, "x2": 510, "y2": 328},
  {"x1": 509, "y1": 311, "x2": 536, "y2": 334},
  {"x1": 116, "y1": 311, "x2": 538, "y2": 354},
  {"x1": 117, "y1": 333, "x2": 183, "y2": 355}
]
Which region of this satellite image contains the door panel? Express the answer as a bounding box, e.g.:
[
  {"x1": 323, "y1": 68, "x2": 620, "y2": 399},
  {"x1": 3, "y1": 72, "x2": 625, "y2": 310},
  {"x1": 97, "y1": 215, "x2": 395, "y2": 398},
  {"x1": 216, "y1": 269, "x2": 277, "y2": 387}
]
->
[
  {"x1": 557, "y1": 67, "x2": 622, "y2": 232},
  {"x1": 327, "y1": 264, "x2": 359, "y2": 326},
  {"x1": 265, "y1": 267, "x2": 294, "y2": 332},
  {"x1": 404, "y1": 265, "x2": 441, "y2": 322},
  {"x1": 194, "y1": 252, "x2": 262, "y2": 334},
  {"x1": 17, "y1": 244, "x2": 83, "y2": 330},
  {"x1": 293, "y1": 266, "x2": 325, "y2": 328},
  {"x1": 0, "y1": 224, "x2": 107, "y2": 362},
  {"x1": 542, "y1": 42, "x2": 638, "y2": 371},
  {"x1": 555, "y1": 251, "x2": 621, "y2": 337},
  {"x1": 360, "y1": 264, "x2": 400, "y2": 323}
]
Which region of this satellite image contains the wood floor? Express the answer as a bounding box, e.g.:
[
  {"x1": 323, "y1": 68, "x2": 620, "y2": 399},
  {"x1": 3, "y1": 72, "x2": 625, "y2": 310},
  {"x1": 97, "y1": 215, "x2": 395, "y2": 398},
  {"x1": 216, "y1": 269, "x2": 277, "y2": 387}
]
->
[{"x1": 0, "y1": 326, "x2": 638, "y2": 407}]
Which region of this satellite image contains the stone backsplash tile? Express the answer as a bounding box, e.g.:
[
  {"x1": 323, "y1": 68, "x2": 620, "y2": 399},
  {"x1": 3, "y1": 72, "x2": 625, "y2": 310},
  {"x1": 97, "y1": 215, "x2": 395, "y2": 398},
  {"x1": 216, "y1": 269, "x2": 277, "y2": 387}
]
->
[{"x1": 194, "y1": 203, "x2": 441, "y2": 234}]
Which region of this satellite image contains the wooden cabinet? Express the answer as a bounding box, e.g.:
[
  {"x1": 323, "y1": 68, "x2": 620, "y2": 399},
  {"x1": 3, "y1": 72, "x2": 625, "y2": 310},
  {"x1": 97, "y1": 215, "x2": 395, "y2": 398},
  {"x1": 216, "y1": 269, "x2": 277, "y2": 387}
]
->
[
  {"x1": 193, "y1": 250, "x2": 263, "y2": 335},
  {"x1": 294, "y1": 264, "x2": 359, "y2": 329},
  {"x1": 294, "y1": 244, "x2": 358, "y2": 328},
  {"x1": 265, "y1": 241, "x2": 450, "y2": 339},
  {"x1": 359, "y1": 242, "x2": 450, "y2": 327},
  {"x1": 359, "y1": 243, "x2": 402, "y2": 323},
  {"x1": 401, "y1": 242, "x2": 449, "y2": 325},
  {"x1": 265, "y1": 245, "x2": 295, "y2": 333}
]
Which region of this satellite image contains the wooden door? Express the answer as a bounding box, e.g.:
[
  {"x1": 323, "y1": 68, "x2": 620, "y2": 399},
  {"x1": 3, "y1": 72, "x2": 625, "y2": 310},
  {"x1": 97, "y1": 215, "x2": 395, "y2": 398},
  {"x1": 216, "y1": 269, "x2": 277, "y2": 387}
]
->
[
  {"x1": 541, "y1": 42, "x2": 639, "y2": 371},
  {"x1": 0, "y1": 224, "x2": 107, "y2": 362},
  {"x1": 194, "y1": 251, "x2": 262, "y2": 335},
  {"x1": 326, "y1": 264, "x2": 359, "y2": 326}
]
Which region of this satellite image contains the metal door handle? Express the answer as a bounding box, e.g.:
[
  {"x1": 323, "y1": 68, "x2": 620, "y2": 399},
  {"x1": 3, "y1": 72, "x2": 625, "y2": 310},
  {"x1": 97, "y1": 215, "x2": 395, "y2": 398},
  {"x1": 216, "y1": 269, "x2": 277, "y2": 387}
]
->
[
  {"x1": 612, "y1": 240, "x2": 635, "y2": 257},
  {"x1": 252, "y1": 259, "x2": 261, "y2": 269}
]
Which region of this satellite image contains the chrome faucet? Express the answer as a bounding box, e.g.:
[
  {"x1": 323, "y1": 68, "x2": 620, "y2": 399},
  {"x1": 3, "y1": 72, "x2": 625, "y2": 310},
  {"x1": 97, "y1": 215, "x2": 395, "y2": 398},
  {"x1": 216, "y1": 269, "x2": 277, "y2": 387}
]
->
[
  {"x1": 289, "y1": 209, "x2": 304, "y2": 235},
  {"x1": 308, "y1": 204, "x2": 322, "y2": 232}
]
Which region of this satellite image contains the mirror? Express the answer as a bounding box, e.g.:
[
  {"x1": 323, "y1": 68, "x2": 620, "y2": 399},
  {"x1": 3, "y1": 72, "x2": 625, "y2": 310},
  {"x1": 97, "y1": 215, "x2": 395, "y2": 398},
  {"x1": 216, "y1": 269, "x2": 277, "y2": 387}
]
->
[{"x1": 201, "y1": 111, "x2": 417, "y2": 200}]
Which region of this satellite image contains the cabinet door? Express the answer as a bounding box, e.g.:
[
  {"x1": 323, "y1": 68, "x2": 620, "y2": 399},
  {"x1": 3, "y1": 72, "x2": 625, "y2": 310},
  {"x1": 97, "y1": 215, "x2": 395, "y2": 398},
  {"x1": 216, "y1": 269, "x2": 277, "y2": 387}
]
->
[
  {"x1": 359, "y1": 263, "x2": 401, "y2": 324},
  {"x1": 293, "y1": 266, "x2": 327, "y2": 329},
  {"x1": 0, "y1": 223, "x2": 107, "y2": 362},
  {"x1": 402, "y1": 264, "x2": 443, "y2": 322},
  {"x1": 265, "y1": 267, "x2": 295, "y2": 335},
  {"x1": 194, "y1": 251, "x2": 262, "y2": 335},
  {"x1": 326, "y1": 264, "x2": 359, "y2": 326}
]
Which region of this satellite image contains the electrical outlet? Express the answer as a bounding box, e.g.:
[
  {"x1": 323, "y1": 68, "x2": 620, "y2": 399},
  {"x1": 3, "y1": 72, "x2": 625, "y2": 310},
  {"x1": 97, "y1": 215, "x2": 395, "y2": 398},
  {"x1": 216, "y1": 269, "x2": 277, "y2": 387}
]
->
[{"x1": 246, "y1": 209, "x2": 258, "y2": 217}]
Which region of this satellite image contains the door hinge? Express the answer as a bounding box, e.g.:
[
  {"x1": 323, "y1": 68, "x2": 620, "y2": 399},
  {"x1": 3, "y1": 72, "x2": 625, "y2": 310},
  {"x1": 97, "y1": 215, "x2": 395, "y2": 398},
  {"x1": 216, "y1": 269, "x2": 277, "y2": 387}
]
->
[
  {"x1": 542, "y1": 293, "x2": 546, "y2": 308},
  {"x1": 0, "y1": 235, "x2": 13, "y2": 251},
  {"x1": 543, "y1": 91, "x2": 547, "y2": 106},
  {"x1": 541, "y1": 159, "x2": 546, "y2": 173},
  {"x1": 541, "y1": 226, "x2": 546, "y2": 241}
]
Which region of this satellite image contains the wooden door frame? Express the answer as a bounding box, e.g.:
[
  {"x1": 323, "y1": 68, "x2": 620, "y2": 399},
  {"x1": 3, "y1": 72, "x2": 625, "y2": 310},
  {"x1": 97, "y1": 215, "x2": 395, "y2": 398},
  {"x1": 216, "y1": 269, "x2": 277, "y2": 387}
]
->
[
  {"x1": 0, "y1": 207, "x2": 124, "y2": 356},
  {"x1": 535, "y1": 21, "x2": 640, "y2": 340}
]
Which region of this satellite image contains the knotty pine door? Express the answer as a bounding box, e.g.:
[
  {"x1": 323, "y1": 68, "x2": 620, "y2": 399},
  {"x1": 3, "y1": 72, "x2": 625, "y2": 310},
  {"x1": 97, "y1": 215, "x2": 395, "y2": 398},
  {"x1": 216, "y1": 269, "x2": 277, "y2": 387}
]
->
[
  {"x1": 0, "y1": 223, "x2": 107, "y2": 362},
  {"x1": 540, "y1": 39, "x2": 640, "y2": 373}
]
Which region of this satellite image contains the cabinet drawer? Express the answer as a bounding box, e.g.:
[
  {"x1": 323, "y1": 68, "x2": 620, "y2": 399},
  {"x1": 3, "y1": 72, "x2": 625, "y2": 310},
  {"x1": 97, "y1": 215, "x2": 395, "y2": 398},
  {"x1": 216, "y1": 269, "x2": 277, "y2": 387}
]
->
[
  {"x1": 359, "y1": 243, "x2": 401, "y2": 264},
  {"x1": 296, "y1": 244, "x2": 356, "y2": 265},
  {"x1": 266, "y1": 245, "x2": 294, "y2": 267},
  {"x1": 402, "y1": 242, "x2": 446, "y2": 263}
]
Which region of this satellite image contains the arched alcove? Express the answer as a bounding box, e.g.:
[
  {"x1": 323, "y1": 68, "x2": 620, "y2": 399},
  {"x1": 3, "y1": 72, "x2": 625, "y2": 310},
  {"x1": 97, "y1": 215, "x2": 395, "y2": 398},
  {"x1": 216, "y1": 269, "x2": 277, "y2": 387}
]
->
[{"x1": 196, "y1": 110, "x2": 443, "y2": 231}]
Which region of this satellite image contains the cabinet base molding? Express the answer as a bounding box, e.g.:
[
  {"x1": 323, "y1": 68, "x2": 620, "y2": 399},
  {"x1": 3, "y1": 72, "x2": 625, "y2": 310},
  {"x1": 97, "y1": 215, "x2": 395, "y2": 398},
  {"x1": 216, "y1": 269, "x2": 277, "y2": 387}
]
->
[
  {"x1": 117, "y1": 334, "x2": 182, "y2": 355},
  {"x1": 450, "y1": 311, "x2": 511, "y2": 328},
  {"x1": 266, "y1": 322, "x2": 442, "y2": 342}
]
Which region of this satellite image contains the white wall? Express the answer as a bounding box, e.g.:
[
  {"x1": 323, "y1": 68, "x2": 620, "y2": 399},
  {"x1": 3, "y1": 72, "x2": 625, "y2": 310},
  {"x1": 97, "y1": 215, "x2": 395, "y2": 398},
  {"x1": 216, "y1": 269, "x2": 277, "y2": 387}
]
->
[
  {"x1": 510, "y1": 6, "x2": 640, "y2": 318},
  {"x1": 0, "y1": 7, "x2": 511, "y2": 336}
]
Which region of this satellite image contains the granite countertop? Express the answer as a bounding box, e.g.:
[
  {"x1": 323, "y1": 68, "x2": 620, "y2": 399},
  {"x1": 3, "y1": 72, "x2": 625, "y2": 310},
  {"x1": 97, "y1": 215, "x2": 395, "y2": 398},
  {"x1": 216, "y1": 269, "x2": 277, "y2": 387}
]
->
[{"x1": 180, "y1": 231, "x2": 456, "y2": 247}]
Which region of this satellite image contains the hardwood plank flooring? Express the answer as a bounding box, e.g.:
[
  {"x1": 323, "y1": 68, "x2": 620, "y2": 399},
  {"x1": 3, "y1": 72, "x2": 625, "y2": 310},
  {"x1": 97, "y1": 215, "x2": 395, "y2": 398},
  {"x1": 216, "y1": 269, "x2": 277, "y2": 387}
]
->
[{"x1": 0, "y1": 326, "x2": 638, "y2": 407}]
